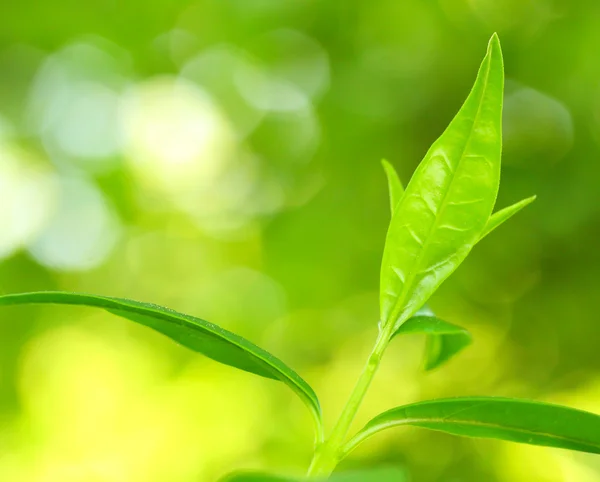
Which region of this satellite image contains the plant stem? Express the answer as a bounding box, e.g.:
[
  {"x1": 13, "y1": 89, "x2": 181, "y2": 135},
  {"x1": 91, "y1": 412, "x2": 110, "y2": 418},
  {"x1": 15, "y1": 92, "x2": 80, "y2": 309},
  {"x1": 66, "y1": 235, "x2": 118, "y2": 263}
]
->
[{"x1": 306, "y1": 326, "x2": 391, "y2": 477}]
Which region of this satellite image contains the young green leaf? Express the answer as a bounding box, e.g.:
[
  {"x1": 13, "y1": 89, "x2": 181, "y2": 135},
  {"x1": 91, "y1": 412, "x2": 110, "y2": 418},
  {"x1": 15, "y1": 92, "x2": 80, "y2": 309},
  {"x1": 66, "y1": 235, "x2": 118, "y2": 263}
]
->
[
  {"x1": 392, "y1": 307, "x2": 472, "y2": 370},
  {"x1": 0, "y1": 291, "x2": 323, "y2": 442},
  {"x1": 382, "y1": 160, "x2": 535, "y2": 245},
  {"x1": 382, "y1": 166, "x2": 472, "y2": 370},
  {"x1": 422, "y1": 329, "x2": 472, "y2": 371},
  {"x1": 220, "y1": 467, "x2": 407, "y2": 481},
  {"x1": 381, "y1": 159, "x2": 405, "y2": 214},
  {"x1": 480, "y1": 195, "x2": 537, "y2": 240},
  {"x1": 380, "y1": 34, "x2": 504, "y2": 332},
  {"x1": 342, "y1": 397, "x2": 600, "y2": 458}
]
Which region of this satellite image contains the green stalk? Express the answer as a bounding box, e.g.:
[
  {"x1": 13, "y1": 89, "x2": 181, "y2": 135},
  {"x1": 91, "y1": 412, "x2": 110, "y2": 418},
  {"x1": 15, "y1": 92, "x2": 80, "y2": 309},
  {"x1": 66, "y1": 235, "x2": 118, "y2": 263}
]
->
[{"x1": 306, "y1": 326, "x2": 391, "y2": 477}]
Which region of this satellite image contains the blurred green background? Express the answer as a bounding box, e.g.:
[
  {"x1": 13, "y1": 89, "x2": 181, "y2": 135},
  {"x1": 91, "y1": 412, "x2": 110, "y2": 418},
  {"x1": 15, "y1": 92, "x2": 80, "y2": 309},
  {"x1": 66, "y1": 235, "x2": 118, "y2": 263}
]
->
[{"x1": 1, "y1": 1, "x2": 599, "y2": 481}]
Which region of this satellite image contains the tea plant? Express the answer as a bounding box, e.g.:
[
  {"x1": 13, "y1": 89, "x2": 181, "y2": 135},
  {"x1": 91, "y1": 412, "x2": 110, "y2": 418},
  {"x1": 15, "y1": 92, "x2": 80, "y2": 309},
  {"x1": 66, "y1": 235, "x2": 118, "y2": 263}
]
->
[{"x1": 1, "y1": 34, "x2": 599, "y2": 482}]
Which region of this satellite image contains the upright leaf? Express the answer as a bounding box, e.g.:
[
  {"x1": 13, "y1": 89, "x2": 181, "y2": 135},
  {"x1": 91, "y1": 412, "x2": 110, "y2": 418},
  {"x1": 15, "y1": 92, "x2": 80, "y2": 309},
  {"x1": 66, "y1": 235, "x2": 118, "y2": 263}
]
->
[
  {"x1": 0, "y1": 291, "x2": 323, "y2": 441},
  {"x1": 342, "y1": 397, "x2": 600, "y2": 458},
  {"x1": 380, "y1": 34, "x2": 504, "y2": 331},
  {"x1": 392, "y1": 307, "x2": 472, "y2": 370},
  {"x1": 480, "y1": 195, "x2": 537, "y2": 240},
  {"x1": 220, "y1": 467, "x2": 407, "y2": 482},
  {"x1": 381, "y1": 159, "x2": 404, "y2": 214},
  {"x1": 382, "y1": 166, "x2": 472, "y2": 370},
  {"x1": 382, "y1": 163, "x2": 535, "y2": 247}
]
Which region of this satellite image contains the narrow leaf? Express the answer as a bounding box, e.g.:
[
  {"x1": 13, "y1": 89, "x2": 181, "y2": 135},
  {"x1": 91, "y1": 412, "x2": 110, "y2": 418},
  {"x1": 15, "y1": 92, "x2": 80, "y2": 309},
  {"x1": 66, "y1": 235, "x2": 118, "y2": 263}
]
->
[
  {"x1": 392, "y1": 308, "x2": 472, "y2": 370},
  {"x1": 380, "y1": 34, "x2": 504, "y2": 331},
  {"x1": 342, "y1": 397, "x2": 600, "y2": 458},
  {"x1": 221, "y1": 467, "x2": 407, "y2": 481},
  {"x1": 0, "y1": 291, "x2": 323, "y2": 441},
  {"x1": 480, "y1": 195, "x2": 537, "y2": 240},
  {"x1": 381, "y1": 159, "x2": 404, "y2": 214}
]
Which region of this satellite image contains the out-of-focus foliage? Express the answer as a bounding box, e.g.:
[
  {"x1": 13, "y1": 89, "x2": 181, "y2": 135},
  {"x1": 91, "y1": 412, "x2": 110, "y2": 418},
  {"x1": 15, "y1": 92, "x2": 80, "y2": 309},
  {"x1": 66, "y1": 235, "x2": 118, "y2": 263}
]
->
[
  {"x1": 221, "y1": 466, "x2": 407, "y2": 482},
  {"x1": 0, "y1": 1, "x2": 599, "y2": 481}
]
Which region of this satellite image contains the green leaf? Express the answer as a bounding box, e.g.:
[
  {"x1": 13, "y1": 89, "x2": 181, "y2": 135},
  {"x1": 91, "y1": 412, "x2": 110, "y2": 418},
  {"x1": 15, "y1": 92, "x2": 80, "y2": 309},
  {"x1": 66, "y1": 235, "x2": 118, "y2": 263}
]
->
[
  {"x1": 220, "y1": 467, "x2": 407, "y2": 481},
  {"x1": 325, "y1": 469, "x2": 407, "y2": 482},
  {"x1": 383, "y1": 165, "x2": 472, "y2": 370},
  {"x1": 380, "y1": 34, "x2": 504, "y2": 332},
  {"x1": 220, "y1": 474, "x2": 290, "y2": 482},
  {"x1": 0, "y1": 291, "x2": 323, "y2": 442},
  {"x1": 342, "y1": 397, "x2": 600, "y2": 458},
  {"x1": 381, "y1": 159, "x2": 404, "y2": 214},
  {"x1": 480, "y1": 195, "x2": 537, "y2": 240},
  {"x1": 392, "y1": 307, "x2": 472, "y2": 370},
  {"x1": 382, "y1": 164, "x2": 535, "y2": 245}
]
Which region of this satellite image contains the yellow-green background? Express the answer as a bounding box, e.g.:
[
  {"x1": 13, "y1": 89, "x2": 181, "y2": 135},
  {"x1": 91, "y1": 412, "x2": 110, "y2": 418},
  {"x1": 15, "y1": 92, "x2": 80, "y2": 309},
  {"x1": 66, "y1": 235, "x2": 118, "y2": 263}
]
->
[{"x1": 1, "y1": 1, "x2": 599, "y2": 481}]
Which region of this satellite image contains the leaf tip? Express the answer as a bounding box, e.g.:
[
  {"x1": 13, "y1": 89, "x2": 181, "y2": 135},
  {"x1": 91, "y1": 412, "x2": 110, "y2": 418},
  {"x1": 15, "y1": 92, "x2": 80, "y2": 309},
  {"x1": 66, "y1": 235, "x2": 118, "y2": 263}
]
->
[
  {"x1": 486, "y1": 32, "x2": 503, "y2": 68},
  {"x1": 489, "y1": 32, "x2": 501, "y2": 49},
  {"x1": 518, "y1": 194, "x2": 537, "y2": 208}
]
